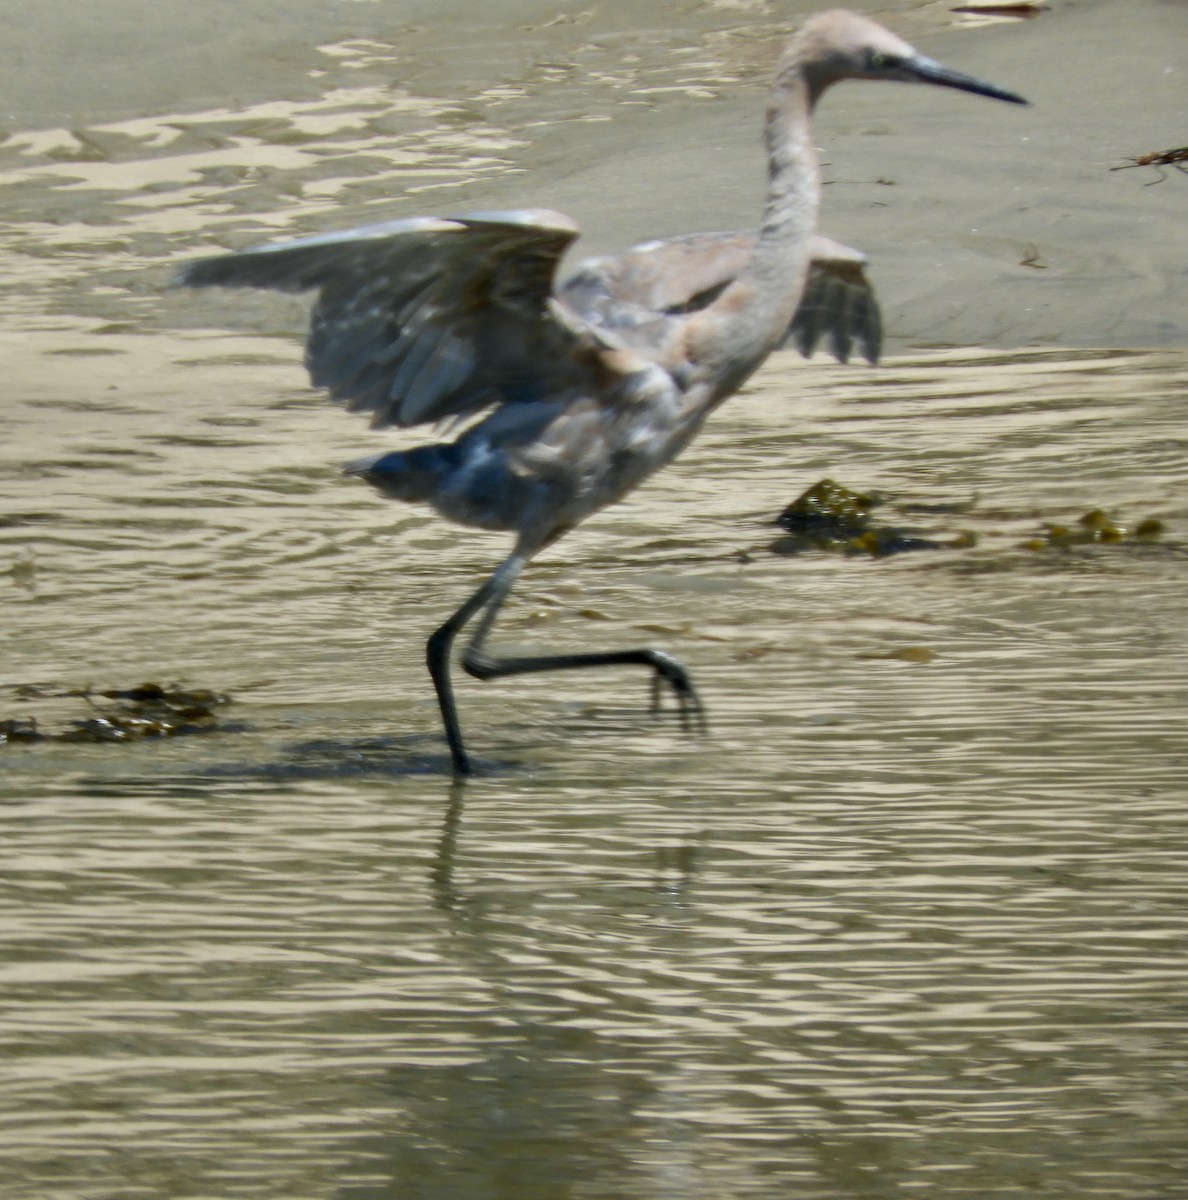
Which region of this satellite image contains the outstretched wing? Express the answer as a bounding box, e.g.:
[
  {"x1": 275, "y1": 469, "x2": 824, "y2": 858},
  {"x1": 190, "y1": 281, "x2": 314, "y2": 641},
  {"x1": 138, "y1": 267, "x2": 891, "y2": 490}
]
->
[
  {"x1": 175, "y1": 209, "x2": 615, "y2": 429},
  {"x1": 785, "y1": 235, "x2": 882, "y2": 366},
  {"x1": 559, "y1": 230, "x2": 882, "y2": 365}
]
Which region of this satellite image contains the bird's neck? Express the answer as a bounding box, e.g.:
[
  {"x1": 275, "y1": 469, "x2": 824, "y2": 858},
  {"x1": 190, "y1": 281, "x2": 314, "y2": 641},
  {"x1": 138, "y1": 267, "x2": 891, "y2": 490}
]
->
[{"x1": 683, "y1": 70, "x2": 820, "y2": 409}]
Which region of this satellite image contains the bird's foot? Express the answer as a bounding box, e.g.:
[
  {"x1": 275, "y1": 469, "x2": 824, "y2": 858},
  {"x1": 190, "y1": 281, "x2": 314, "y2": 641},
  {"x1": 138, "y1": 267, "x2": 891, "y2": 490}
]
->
[{"x1": 646, "y1": 651, "x2": 707, "y2": 733}]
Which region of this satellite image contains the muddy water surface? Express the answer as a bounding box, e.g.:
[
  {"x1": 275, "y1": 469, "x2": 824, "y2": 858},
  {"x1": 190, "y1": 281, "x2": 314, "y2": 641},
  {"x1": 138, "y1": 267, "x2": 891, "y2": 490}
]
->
[{"x1": 3, "y1": 2, "x2": 1188, "y2": 1198}]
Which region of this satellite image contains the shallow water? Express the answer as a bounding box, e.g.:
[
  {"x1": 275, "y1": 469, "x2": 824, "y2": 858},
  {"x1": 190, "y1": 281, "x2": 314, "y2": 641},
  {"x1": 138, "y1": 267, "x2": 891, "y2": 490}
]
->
[
  {"x1": 5, "y1": 336, "x2": 1187, "y2": 1199},
  {"x1": 4, "y1": 2, "x2": 1188, "y2": 1198}
]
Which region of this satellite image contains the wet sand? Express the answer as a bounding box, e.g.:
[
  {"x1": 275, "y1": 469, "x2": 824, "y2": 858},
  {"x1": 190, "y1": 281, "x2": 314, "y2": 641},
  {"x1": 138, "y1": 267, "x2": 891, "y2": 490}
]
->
[{"x1": 1, "y1": 0, "x2": 1185, "y2": 350}]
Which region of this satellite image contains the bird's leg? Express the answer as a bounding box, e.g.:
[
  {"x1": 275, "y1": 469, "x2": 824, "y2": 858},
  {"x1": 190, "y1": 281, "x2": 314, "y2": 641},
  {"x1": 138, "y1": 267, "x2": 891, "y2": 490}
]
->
[
  {"x1": 459, "y1": 569, "x2": 707, "y2": 734},
  {"x1": 426, "y1": 558, "x2": 523, "y2": 776},
  {"x1": 468, "y1": 643, "x2": 705, "y2": 727}
]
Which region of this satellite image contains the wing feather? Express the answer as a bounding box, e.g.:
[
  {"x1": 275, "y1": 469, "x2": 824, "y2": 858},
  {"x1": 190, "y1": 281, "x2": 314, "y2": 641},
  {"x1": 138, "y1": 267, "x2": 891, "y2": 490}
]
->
[
  {"x1": 559, "y1": 230, "x2": 882, "y2": 365},
  {"x1": 174, "y1": 209, "x2": 619, "y2": 429}
]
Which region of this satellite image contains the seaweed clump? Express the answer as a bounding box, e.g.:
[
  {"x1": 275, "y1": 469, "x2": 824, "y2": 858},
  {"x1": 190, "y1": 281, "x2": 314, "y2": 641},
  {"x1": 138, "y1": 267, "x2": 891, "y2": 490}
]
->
[
  {"x1": 1, "y1": 683, "x2": 233, "y2": 746},
  {"x1": 1022, "y1": 509, "x2": 1165, "y2": 551},
  {"x1": 771, "y1": 478, "x2": 955, "y2": 558}
]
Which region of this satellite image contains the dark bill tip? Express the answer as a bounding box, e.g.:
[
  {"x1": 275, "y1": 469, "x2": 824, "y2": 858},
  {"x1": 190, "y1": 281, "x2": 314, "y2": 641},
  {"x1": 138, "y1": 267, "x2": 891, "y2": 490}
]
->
[{"x1": 905, "y1": 53, "x2": 1029, "y2": 105}]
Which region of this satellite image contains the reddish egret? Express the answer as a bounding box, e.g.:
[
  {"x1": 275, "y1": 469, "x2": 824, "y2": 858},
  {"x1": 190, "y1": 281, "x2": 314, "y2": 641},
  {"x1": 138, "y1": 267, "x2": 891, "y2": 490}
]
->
[{"x1": 177, "y1": 10, "x2": 1026, "y2": 775}]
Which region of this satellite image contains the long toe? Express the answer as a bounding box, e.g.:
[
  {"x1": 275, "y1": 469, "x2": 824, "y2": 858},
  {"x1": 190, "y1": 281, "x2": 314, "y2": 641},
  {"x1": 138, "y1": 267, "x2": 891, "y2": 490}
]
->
[
  {"x1": 674, "y1": 677, "x2": 708, "y2": 735},
  {"x1": 647, "y1": 651, "x2": 707, "y2": 733}
]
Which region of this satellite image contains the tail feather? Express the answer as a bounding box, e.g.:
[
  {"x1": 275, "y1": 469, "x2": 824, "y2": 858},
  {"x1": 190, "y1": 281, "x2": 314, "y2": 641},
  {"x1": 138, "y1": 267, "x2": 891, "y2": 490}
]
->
[{"x1": 343, "y1": 445, "x2": 460, "y2": 504}]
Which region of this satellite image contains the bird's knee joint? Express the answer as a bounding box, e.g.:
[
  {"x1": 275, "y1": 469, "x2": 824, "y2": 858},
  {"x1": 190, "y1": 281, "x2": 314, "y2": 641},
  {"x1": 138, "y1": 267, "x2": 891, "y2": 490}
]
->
[{"x1": 426, "y1": 625, "x2": 456, "y2": 674}]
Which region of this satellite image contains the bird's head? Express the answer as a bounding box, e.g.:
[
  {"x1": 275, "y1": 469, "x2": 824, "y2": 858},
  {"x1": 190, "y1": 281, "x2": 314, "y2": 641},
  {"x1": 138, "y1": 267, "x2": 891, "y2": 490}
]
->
[{"x1": 788, "y1": 9, "x2": 1028, "y2": 106}]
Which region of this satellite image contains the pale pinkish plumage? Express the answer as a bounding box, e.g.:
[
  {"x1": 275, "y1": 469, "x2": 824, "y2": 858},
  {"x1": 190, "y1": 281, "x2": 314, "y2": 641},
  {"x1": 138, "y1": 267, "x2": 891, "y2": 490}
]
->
[{"x1": 177, "y1": 10, "x2": 1026, "y2": 774}]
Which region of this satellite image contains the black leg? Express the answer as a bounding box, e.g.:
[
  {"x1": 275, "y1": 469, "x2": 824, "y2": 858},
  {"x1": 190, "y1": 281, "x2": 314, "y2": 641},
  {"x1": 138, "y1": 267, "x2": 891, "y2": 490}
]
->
[
  {"x1": 462, "y1": 645, "x2": 705, "y2": 732},
  {"x1": 458, "y1": 558, "x2": 705, "y2": 730},
  {"x1": 426, "y1": 553, "x2": 707, "y2": 776},
  {"x1": 426, "y1": 566, "x2": 510, "y2": 777}
]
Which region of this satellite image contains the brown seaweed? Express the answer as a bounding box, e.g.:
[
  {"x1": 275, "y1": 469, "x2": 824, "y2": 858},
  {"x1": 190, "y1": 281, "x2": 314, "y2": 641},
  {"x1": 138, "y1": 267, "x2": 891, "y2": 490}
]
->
[
  {"x1": 1022, "y1": 509, "x2": 1165, "y2": 551},
  {"x1": 1, "y1": 682, "x2": 234, "y2": 746},
  {"x1": 771, "y1": 478, "x2": 952, "y2": 558}
]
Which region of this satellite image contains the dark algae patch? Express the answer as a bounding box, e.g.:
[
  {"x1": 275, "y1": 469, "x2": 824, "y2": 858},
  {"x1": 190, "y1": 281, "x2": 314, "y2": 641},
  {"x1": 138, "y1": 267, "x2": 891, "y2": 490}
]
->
[
  {"x1": 1022, "y1": 508, "x2": 1166, "y2": 551},
  {"x1": 1, "y1": 682, "x2": 235, "y2": 745},
  {"x1": 771, "y1": 478, "x2": 967, "y2": 558},
  {"x1": 770, "y1": 487, "x2": 1170, "y2": 564}
]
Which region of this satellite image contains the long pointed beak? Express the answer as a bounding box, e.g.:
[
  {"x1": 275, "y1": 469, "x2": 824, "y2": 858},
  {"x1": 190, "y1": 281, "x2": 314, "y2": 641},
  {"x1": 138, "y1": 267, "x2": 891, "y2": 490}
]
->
[{"x1": 904, "y1": 53, "x2": 1029, "y2": 105}]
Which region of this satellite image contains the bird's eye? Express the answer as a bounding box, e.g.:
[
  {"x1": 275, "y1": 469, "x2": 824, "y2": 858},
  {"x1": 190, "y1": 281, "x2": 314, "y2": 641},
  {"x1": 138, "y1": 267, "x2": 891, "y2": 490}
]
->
[{"x1": 867, "y1": 50, "x2": 888, "y2": 70}]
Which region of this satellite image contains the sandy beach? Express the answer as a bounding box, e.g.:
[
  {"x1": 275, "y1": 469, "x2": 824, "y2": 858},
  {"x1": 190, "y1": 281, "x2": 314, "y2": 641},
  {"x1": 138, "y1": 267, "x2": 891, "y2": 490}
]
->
[{"x1": 1, "y1": 0, "x2": 1184, "y2": 351}]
